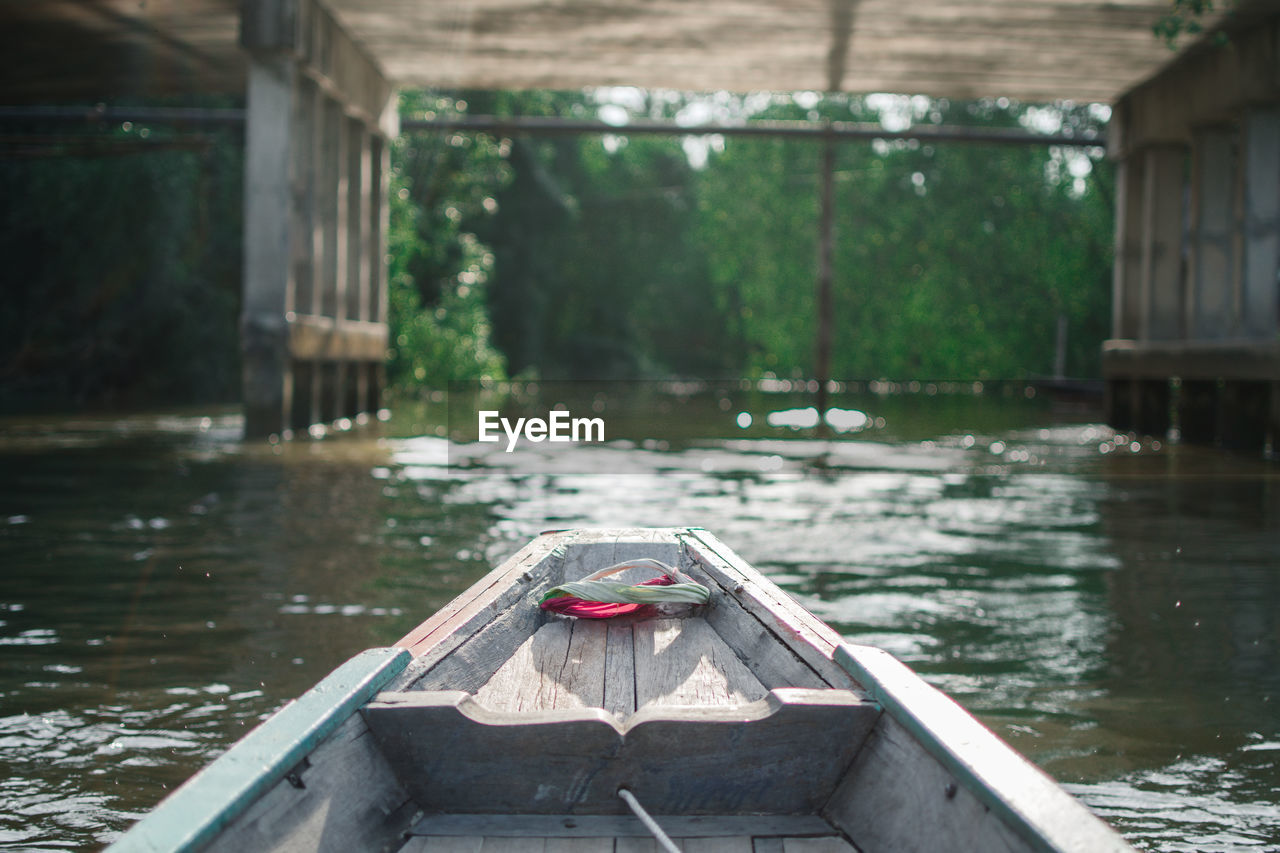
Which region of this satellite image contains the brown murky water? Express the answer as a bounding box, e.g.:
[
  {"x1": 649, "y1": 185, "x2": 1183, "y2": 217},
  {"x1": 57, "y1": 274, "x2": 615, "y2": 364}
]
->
[{"x1": 1, "y1": 387, "x2": 1277, "y2": 851}]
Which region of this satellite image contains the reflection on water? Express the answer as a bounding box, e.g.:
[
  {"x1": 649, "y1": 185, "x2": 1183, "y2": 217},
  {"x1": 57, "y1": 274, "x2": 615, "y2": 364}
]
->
[{"x1": 0, "y1": 393, "x2": 1276, "y2": 851}]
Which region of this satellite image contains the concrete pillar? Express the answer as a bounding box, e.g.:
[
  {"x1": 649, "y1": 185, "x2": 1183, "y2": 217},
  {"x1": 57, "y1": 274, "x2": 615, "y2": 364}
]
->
[
  {"x1": 1135, "y1": 379, "x2": 1173, "y2": 438},
  {"x1": 1190, "y1": 126, "x2": 1239, "y2": 339},
  {"x1": 1140, "y1": 145, "x2": 1188, "y2": 340},
  {"x1": 240, "y1": 56, "x2": 297, "y2": 440},
  {"x1": 1241, "y1": 107, "x2": 1280, "y2": 339},
  {"x1": 1219, "y1": 381, "x2": 1269, "y2": 451},
  {"x1": 1106, "y1": 378, "x2": 1136, "y2": 433},
  {"x1": 1178, "y1": 379, "x2": 1221, "y2": 445},
  {"x1": 1112, "y1": 155, "x2": 1144, "y2": 340},
  {"x1": 239, "y1": 0, "x2": 396, "y2": 438}
]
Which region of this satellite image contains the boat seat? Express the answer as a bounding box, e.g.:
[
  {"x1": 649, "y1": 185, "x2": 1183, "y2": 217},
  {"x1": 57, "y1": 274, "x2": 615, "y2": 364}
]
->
[{"x1": 362, "y1": 688, "x2": 879, "y2": 815}]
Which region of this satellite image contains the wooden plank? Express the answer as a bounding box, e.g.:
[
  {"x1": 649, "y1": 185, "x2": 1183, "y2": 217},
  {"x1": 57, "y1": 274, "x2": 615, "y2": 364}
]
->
[
  {"x1": 367, "y1": 689, "x2": 877, "y2": 814},
  {"x1": 681, "y1": 530, "x2": 855, "y2": 691},
  {"x1": 633, "y1": 618, "x2": 768, "y2": 710},
  {"x1": 393, "y1": 531, "x2": 566, "y2": 680},
  {"x1": 831, "y1": 643, "x2": 1135, "y2": 853},
  {"x1": 604, "y1": 621, "x2": 636, "y2": 718},
  {"x1": 474, "y1": 620, "x2": 571, "y2": 712},
  {"x1": 562, "y1": 619, "x2": 609, "y2": 709},
  {"x1": 620, "y1": 690, "x2": 875, "y2": 814},
  {"x1": 287, "y1": 313, "x2": 389, "y2": 361},
  {"x1": 107, "y1": 647, "x2": 411, "y2": 853},
  {"x1": 615, "y1": 840, "x2": 658, "y2": 853},
  {"x1": 824, "y1": 714, "x2": 1034, "y2": 853},
  {"x1": 551, "y1": 839, "x2": 616, "y2": 853},
  {"x1": 474, "y1": 619, "x2": 606, "y2": 712},
  {"x1": 681, "y1": 837, "x2": 753, "y2": 853},
  {"x1": 413, "y1": 815, "x2": 838, "y2": 838},
  {"x1": 780, "y1": 839, "x2": 856, "y2": 853},
  {"x1": 410, "y1": 595, "x2": 546, "y2": 694},
  {"x1": 400, "y1": 840, "x2": 484, "y2": 853},
  {"x1": 752, "y1": 840, "x2": 784, "y2": 853},
  {"x1": 559, "y1": 529, "x2": 686, "y2": 582},
  {"x1": 364, "y1": 691, "x2": 623, "y2": 813},
  {"x1": 483, "y1": 839, "x2": 547, "y2": 853},
  {"x1": 204, "y1": 715, "x2": 416, "y2": 853}
]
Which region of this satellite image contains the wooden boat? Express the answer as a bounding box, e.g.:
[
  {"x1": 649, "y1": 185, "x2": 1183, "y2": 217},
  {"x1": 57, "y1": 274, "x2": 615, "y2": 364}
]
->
[{"x1": 109, "y1": 528, "x2": 1133, "y2": 853}]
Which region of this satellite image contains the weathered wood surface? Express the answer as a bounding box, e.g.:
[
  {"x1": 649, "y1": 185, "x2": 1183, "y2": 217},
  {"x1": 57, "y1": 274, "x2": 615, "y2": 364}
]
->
[
  {"x1": 559, "y1": 529, "x2": 686, "y2": 582},
  {"x1": 401, "y1": 836, "x2": 853, "y2": 853},
  {"x1": 410, "y1": 814, "x2": 840, "y2": 838},
  {"x1": 604, "y1": 620, "x2": 637, "y2": 717},
  {"x1": 106, "y1": 647, "x2": 411, "y2": 853},
  {"x1": 391, "y1": 532, "x2": 564, "y2": 688},
  {"x1": 832, "y1": 643, "x2": 1135, "y2": 853},
  {"x1": 683, "y1": 530, "x2": 856, "y2": 691},
  {"x1": 471, "y1": 615, "x2": 768, "y2": 717},
  {"x1": 398, "y1": 528, "x2": 850, "y2": 707},
  {"x1": 778, "y1": 839, "x2": 856, "y2": 853},
  {"x1": 363, "y1": 688, "x2": 877, "y2": 814},
  {"x1": 475, "y1": 618, "x2": 607, "y2": 712},
  {"x1": 398, "y1": 528, "x2": 690, "y2": 694},
  {"x1": 825, "y1": 713, "x2": 1034, "y2": 853},
  {"x1": 203, "y1": 714, "x2": 415, "y2": 853},
  {"x1": 632, "y1": 617, "x2": 768, "y2": 710}
]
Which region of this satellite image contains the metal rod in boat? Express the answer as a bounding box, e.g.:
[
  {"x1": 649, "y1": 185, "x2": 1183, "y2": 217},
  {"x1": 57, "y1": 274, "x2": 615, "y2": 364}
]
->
[{"x1": 618, "y1": 788, "x2": 681, "y2": 853}]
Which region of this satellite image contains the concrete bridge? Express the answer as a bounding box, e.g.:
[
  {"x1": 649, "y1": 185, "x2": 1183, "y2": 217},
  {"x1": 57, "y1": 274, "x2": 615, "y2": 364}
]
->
[{"x1": 3, "y1": 0, "x2": 1279, "y2": 446}]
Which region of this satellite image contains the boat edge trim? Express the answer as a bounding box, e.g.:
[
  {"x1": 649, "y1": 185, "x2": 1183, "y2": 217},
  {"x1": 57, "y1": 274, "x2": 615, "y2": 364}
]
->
[
  {"x1": 834, "y1": 643, "x2": 1133, "y2": 853},
  {"x1": 103, "y1": 646, "x2": 413, "y2": 853}
]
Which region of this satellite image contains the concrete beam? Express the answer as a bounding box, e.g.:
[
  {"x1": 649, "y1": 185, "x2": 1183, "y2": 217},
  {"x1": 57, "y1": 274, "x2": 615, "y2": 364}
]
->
[
  {"x1": 1102, "y1": 339, "x2": 1280, "y2": 381},
  {"x1": 1111, "y1": 17, "x2": 1280, "y2": 156},
  {"x1": 287, "y1": 314, "x2": 388, "y2": 361},
  {"x1": 241, "y1": 0, "x2": 397, "y2": 135}
]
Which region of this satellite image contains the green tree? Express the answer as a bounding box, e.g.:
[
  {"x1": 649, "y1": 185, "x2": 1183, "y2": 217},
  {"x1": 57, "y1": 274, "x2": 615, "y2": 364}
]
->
[
  {"x1": 387, "y1": 91, "x2": 510, "y2": 389},
  {"x1": 694, "y1": 95, "x2": 1113, "y2": 380},
  {"x1": 0, "y1": 101, "x2": 243, "y2": 409}
]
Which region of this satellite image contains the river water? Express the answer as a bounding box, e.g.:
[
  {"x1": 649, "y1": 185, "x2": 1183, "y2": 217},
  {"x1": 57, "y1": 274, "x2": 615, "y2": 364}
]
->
[{"x1": 1, "y1": 385, "x2": 1277, "y2": 851}]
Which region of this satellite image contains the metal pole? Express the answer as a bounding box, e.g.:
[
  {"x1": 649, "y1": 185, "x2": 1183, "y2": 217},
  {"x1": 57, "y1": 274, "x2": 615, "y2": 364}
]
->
[
  {"x1": 401, "y1": 114, "x2": 1106, "y2": 149},
  {"x1": 816, "y1": 129, "x2": 836, "y2": 425}
]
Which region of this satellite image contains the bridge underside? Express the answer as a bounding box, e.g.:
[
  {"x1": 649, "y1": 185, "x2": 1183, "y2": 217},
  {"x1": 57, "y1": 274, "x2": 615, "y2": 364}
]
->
[
  {"x1": 3, "y1": 0, "x2": 1279, "y2": 445},
  {"x1": 0, "y1": 0, "x2": 1205, "y2": 104}
]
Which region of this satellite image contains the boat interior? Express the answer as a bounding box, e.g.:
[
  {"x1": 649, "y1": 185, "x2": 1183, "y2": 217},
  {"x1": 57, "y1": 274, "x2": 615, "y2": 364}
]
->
[{"x1": 373, "y1": 529, "x2": 878, "y2": 851}]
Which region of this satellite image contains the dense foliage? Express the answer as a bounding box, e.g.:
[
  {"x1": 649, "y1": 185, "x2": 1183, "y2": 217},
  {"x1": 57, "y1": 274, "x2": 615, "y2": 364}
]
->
[
  {"x1": 1, "y1": 89, "x2": 1115, "y2": 409},
  {"x1": 0, "y1": 104, "x2": 243, "y2": 409},
  {"x1": 394, "y1": 89, "x2": 1114, "y2": 385}
]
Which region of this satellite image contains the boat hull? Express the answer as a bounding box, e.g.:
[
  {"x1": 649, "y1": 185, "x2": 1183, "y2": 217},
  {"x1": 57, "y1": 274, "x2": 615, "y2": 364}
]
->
[{"x1": 108, "y1": 528, "x2": 1133, "y2": 853}]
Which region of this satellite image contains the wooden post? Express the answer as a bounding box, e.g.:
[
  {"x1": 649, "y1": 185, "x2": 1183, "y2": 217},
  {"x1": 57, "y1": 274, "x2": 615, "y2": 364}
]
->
[
  {"x1": 1178, "y1": 379, "x2": 1221, "y2": 445},
  {"x1": 1135, "y1": 379, "x2": 1171, "y2": 439},
  {"x1": 815, "y1": 131, "x2": 835, "y2": 423}
]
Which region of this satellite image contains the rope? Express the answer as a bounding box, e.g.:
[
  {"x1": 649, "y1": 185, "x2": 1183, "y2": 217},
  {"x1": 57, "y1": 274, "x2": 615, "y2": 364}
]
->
[
  {"x1": 539, "y1": 559, "x2": 710, "y2": 618},
  {"x1": 618, "y1": 788, "x2": 681, "y2": 853}
]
